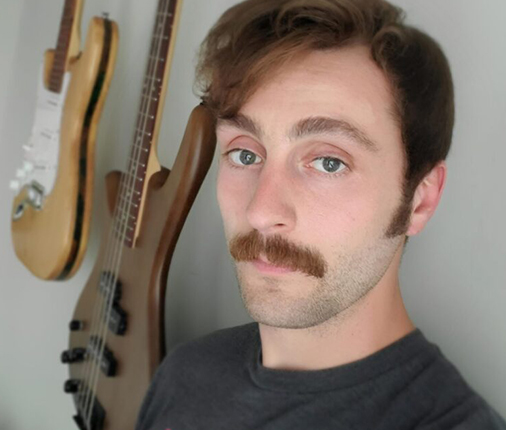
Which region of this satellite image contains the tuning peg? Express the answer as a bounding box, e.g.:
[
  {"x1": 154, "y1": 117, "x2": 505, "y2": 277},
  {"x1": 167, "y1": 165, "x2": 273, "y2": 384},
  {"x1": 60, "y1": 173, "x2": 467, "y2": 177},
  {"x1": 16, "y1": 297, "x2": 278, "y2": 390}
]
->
[
  {"x1": 15, "y1": 169, "x2": 26, "y2": 179},
  {"x1": 63, "y1": 379, "x2": 80, "y2": 394},
  {"x1": 69, "y1": 320, "x2": 84, "y2": 331},
  {"x1": 61, "y1": 348, "x2": 86, "y2": 364}
]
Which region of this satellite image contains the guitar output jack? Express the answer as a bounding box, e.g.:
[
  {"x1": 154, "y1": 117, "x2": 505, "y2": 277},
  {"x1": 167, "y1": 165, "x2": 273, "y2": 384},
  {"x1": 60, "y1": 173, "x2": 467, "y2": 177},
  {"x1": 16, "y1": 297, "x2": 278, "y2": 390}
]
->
[{"x1": 12, "y1": 202, "x2": 26, "y2": 221}]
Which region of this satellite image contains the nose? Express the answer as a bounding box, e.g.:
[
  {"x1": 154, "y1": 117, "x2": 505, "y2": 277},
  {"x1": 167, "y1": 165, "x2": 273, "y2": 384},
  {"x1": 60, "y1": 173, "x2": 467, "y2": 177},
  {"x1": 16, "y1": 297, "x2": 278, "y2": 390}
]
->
[{"x1": 245, "y1": 164, "x2": 296, "y2": 235}]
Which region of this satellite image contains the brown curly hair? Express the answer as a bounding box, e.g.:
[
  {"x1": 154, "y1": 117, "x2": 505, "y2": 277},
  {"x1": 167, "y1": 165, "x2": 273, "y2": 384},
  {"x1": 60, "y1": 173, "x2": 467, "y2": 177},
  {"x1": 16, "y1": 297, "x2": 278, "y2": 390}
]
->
[{"x1": 196, "y1": 0, "x2": 454, "y2": 235}]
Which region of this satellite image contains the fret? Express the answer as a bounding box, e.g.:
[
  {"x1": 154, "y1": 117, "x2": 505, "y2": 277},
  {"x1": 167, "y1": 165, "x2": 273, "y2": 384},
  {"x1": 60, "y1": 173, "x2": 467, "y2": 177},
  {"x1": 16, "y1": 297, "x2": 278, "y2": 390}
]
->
[
  {"x1": 157, "y1": 10, "x2": 174, "y2": 18},
  {"x1": 131, "y1": 142, "x2": 150, "y2": 154},
  {"x1": 113, "y1": 221, "x2": 135, "y2": 233},
  {"x1": 135, "y1": 127, "x2": 153, "y2": 137},
  {"x1": 118, "y1": 195, "x2": 140, "y2": 209},
  {"x1": 153, "y1": 34, "x2": 169, "y2": 41},
  {"x1": 143, "y1": 75, "x2": 163, "y2": 84},
  {"x1": 141, "y1": 87, "x2": 161, "y2": 100},
  {"x1": 137, "y1": 112, "x2": 155, "y2": 121},
  {"x1": 113, "y1": 224, "x2": 135, "y2": 239},
  {"x1": 127, "y1": 164, "x2": 147, "y2": 178},
  {"x1": 128, "y1": 160, "x2": 146, "y2": 176},
  {"x1": 148, "y1": 54, "x2": 165, "y2": 63},
  {"x1": 124, "y1": 212, "x2": 138, "y2": 223},
  {"x1": 112, "y1": 233, "x2": 133, "y2": 244},
  {"x1": 141, "y1": 86, "x2": 161, "y2": 96},
  {"x1": 140, "y1": 93, "x2": 159, "y2": 103},
  {"x1": 126, "y1": 163, "x2": 147, "y2": 180},
  {"x1": 115, "y1": 211, "x2": 137, "y2": 223},
  {"x1": 127, "y1": 157, "x2": 147, "y2": 170}
]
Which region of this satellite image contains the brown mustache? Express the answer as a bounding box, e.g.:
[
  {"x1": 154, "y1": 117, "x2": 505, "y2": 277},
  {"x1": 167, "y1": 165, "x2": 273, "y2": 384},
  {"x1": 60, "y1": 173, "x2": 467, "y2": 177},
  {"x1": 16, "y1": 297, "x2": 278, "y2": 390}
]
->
[{"x1": 229, "y1": 230, "x2": 327, "y2": 278}]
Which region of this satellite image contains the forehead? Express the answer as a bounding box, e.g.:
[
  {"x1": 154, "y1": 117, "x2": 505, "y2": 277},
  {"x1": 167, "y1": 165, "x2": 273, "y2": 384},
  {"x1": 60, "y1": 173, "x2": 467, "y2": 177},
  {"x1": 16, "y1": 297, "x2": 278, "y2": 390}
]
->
[{"x1": 218, "y1": 45, "x2": 402, "y2": 154}]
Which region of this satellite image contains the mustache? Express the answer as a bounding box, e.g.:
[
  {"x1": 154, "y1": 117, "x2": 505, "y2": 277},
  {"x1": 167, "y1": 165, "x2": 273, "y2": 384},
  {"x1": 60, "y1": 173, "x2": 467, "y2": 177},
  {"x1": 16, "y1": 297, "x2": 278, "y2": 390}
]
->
[{"x1": 229, "y1": 230, "x2": 327, "y2": 279}]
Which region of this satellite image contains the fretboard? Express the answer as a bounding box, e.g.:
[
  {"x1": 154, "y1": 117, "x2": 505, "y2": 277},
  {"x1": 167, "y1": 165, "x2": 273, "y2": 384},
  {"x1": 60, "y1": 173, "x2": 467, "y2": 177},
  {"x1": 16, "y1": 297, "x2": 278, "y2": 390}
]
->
[
  {"x1": 114, "y1": 0, "x2": 180, "y2": 247},
  {"x1": 48, "y1": 0, "x2": 79, "y2": 93}
]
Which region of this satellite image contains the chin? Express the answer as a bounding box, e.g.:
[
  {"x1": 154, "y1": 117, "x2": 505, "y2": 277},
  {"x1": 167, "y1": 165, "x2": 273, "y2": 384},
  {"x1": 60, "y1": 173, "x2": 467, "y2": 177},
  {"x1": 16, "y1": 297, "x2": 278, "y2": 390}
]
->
[{"x1": 239, "y1": 281, "x2": 338, "y2": 330}]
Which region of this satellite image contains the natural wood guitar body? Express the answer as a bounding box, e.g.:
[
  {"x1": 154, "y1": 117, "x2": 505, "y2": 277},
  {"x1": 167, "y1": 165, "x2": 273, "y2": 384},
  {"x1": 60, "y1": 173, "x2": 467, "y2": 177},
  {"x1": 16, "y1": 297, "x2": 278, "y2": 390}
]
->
[
  {"x1": 11, "y1": 16, "x2": 118, "y2": 280},
  {"x1": 68, "y1": 106, "x2": 216, "y2": 429}
]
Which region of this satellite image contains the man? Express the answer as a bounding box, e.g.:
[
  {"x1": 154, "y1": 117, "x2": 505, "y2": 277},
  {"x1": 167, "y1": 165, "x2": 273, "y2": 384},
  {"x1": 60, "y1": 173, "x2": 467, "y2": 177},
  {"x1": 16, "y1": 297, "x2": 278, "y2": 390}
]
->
[{"x1": 136, "y1": 0, "x2": 506, "y2": 429}]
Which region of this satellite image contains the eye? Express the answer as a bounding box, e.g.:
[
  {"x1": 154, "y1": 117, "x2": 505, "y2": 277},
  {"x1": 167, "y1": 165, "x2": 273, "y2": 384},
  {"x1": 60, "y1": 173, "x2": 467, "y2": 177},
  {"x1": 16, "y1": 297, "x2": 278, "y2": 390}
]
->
[
  {"x1": 310, "y1": 157, "x2": 347, "y2": 174},
  {"x1": 227, "y1": 149, "x2": 262, "y2": 166}
]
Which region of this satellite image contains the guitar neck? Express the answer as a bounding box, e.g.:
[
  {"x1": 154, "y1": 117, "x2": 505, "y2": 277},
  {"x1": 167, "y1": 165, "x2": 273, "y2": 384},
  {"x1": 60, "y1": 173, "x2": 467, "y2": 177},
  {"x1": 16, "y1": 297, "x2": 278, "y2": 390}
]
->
[
  {"x1": 114, "y1": 0, "x2": 182, "y2": 247},
  {"x1": 48, "y1": 0, "x2": 83, "y2": 93}
]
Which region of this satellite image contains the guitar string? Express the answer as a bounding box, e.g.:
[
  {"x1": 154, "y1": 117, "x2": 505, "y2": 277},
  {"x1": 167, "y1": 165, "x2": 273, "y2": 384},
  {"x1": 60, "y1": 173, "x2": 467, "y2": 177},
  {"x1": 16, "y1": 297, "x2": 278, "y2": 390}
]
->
[
  {"x1": 81, "y1": 5, "x2": 165, "y2": 419},
  {"x1": 78, "y1": 1, "x2": 168, "y2": 422},
  {"x1": 82, "y1": 1, "x2": 172, "y2": 426},
  {"x1": 81, "y1": 3, "x2": 168, "y2": 422},
  {"x1": 72, "y1": 27, "x2": 144, "y2": 423},
  {"x1": 74, "y1": 29, "x2": 158, "y2": 419}
]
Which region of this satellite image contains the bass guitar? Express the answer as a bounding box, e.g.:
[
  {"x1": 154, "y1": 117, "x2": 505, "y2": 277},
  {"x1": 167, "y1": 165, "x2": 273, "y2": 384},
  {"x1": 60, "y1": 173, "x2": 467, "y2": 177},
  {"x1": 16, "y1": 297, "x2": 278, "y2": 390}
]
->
[
  {"x1": 10, "y1": 0, "x2": 118, "y2": 280},
  {"x1": 60, "y1": 0, "x2": 217, "y2": 428}
]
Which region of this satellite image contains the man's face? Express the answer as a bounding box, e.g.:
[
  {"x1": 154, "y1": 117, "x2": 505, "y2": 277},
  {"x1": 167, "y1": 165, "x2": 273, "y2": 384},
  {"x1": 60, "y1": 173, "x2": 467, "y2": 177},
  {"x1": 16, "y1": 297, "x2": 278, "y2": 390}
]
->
[{"x1": 216, "y1": 45, "x2": 409, "y2": 329}]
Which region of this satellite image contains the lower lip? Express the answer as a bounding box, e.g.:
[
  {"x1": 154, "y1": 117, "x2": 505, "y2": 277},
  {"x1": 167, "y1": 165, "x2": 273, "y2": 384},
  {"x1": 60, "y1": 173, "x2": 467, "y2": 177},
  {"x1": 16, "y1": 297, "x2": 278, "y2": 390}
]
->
[{"x1": 251, "y1": 259, "x2": 295, "y2": 275}]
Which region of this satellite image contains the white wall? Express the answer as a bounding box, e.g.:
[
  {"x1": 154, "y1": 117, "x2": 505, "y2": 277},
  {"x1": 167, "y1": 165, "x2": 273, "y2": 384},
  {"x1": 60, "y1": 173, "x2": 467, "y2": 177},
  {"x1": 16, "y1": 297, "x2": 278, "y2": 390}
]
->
[{"x1": 0, "y1": 1, "x2": 504, "y2": 429}]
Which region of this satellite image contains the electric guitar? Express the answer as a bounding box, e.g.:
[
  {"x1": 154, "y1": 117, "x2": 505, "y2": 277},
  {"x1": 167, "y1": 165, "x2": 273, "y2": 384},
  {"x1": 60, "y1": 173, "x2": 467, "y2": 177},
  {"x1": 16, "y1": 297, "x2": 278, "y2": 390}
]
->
[
  {"x1": 10, "y1": 0, "x2": 118, "y2": 280},
  {"x1": 60, "y1": 0, "x2": 217, "y2": 428}
]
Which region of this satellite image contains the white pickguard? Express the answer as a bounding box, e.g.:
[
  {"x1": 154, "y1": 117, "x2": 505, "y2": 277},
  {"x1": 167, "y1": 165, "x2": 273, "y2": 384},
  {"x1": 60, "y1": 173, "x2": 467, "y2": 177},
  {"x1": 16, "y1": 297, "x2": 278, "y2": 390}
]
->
[{"x1": 12, "y1": 65, "x2": 71, "y2": 198}]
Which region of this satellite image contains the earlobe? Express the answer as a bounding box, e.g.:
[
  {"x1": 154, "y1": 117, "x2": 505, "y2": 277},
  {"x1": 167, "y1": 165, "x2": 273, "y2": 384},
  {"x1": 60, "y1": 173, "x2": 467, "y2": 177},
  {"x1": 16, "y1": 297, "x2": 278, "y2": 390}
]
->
[{"x1": 406, "y1": 162, "x2": 447, "y2": 236}]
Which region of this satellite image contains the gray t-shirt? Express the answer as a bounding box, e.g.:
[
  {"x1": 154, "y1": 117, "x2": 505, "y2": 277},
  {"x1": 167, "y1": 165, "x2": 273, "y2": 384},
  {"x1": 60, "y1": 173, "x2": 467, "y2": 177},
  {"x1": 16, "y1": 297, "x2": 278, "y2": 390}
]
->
[{"x1": 136, "y1": 323, "x2": 506, "y2": 430}]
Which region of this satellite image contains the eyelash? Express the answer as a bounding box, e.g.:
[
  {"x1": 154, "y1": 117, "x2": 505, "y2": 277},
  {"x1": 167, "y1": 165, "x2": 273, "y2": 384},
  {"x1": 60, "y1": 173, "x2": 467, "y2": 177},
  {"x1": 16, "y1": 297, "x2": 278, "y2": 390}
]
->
[{"x1": 222, "y1": 148, "x2": 349, "y2": 178}]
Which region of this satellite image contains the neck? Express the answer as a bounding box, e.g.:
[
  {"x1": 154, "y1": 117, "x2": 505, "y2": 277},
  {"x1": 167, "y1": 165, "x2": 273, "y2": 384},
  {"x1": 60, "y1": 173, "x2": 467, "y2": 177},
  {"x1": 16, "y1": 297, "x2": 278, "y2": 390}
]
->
[
  {"x1": 48, "y1": 0, "x2": 81, "y2": 93},
  {"x1": 258, "y1": 245, "x2": 415, "y2": 371}
]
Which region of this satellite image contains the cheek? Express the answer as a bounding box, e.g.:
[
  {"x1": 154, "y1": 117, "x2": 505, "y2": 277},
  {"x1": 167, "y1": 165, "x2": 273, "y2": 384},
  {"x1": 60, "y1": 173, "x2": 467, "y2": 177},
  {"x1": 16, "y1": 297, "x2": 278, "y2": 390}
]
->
[
  {"x1": 298, "y1": 179, "x2": 384, "y2": 248},
  {"x1": 216, "y1": 165, "x2": 254, "y2": 232}
]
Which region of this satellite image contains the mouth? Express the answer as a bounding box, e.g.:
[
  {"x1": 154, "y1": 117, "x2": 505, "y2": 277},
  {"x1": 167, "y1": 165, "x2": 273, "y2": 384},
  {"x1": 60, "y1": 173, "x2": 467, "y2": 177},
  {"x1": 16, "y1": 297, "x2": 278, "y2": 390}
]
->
[{"x1": 250, "y1": 255, "x2": 295, "y2": 275}]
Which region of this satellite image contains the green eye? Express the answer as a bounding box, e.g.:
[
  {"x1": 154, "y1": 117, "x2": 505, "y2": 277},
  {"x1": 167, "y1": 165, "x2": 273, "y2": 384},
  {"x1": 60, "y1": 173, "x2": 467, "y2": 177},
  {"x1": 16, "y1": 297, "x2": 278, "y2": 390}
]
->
[
  {"x1": 229, "y1": 149, "x2": 262, "y2": 166},
  {"x1": 311, "y1": 157, "x2": 346, "y2": 174}
]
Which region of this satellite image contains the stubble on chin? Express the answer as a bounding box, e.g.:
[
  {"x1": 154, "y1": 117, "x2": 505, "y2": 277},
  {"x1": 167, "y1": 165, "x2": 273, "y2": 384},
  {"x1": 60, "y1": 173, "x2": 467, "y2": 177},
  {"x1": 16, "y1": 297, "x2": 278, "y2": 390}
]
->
[{"x1": 234, "y1": 234, "x2": 404, "y2": 330}]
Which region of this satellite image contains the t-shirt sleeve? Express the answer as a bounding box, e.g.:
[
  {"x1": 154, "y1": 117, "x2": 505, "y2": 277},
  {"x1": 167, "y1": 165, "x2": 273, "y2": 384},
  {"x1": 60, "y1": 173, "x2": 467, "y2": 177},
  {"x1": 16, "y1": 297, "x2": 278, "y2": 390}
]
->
[{"x1": 416, "y1": 394, "x2": 506, "y2": 430}]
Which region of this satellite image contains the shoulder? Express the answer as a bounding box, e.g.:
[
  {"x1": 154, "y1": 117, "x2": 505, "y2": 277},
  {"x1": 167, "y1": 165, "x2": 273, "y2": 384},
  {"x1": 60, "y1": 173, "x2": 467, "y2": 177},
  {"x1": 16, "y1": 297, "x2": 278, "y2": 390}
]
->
[
  {"x1": 407, "y1": 340, "x2": 506, "y2": 429},
  {"x1": 416, "y1": 394, "x2": 506, "y2": 430},
  {"x1": 135, "y1": 323, "x2": 258, "y2": 430}
]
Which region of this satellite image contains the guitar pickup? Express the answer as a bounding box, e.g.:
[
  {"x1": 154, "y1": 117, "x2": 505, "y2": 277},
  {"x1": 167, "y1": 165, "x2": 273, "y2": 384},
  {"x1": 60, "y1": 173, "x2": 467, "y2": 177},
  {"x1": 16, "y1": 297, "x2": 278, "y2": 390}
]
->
[
  {"x1": 98, "y1": 271, "x2": 122, "y2": 302},
  {"x1": 108, "y1": 303, "x2": 127, "y2": 336},
  {"x1": 89, "y1": 336, "x2": 118, "y2": 377}
]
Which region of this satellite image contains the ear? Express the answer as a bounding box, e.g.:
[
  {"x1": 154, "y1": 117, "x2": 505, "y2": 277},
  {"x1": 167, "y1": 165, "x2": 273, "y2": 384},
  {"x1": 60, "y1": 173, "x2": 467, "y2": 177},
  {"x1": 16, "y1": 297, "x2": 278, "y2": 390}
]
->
[{"x1": 406, "y1": 161, "x2": 447, "y2": 237}]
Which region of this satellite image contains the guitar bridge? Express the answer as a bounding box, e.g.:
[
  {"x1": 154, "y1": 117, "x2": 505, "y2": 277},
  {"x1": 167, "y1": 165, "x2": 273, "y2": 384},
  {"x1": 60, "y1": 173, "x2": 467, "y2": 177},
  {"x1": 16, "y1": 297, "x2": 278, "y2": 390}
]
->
[{"x1": 72, "y1": 386, "x2": 106, "y2": 430}]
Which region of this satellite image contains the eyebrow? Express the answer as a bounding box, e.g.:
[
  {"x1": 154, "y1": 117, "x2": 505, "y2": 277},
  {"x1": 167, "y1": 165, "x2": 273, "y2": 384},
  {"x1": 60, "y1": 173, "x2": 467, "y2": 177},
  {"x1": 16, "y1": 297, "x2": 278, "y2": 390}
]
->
[{"x1": 217, "y1": 114, "x2": 379, "y2": 153}]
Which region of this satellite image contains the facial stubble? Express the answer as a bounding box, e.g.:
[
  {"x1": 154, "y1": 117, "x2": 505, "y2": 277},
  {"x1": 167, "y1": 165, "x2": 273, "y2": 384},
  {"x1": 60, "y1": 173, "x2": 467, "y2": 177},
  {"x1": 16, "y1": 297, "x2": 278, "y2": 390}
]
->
[{"x1": 229, "y1": 196, "x2": 412, "y2": 329}]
